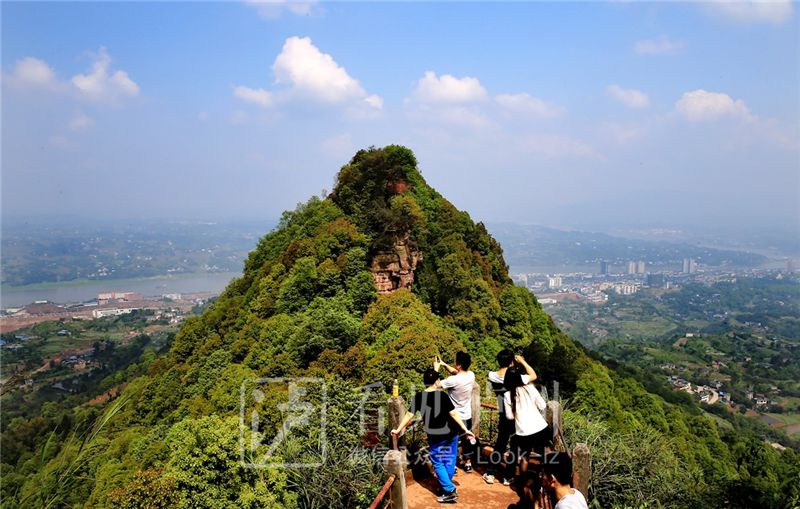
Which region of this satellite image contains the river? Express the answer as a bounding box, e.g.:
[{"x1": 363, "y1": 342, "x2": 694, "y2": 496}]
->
[{"x1": 0, "y1": 272, "x2": 240, "y2": 308}]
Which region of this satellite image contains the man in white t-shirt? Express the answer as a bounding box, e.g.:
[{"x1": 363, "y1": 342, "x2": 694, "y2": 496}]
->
[
  {"x1": 435, "y1": 351, "x2": 476, "y2": 472},
  {"x1": 543, "y1": 451, "x2": 589, "y2": 509}
]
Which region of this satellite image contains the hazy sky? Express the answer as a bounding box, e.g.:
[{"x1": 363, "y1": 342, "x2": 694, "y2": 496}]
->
[{"x1": 2, "y1": 1, "x2": 799, "y2": 233}]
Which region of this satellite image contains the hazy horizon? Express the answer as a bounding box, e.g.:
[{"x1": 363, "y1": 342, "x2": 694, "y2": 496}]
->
[{"x1": 2, "y1": 1, "x2": 799, "y2": 234}]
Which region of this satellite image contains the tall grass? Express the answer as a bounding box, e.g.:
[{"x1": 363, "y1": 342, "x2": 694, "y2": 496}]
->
[{"x1": 18, "y1": 393, "x2": 131, "y2": 509}]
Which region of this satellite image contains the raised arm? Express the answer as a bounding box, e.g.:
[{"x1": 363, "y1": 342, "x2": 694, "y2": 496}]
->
[
  {"x1": 448, "y1": 409, "x2": 475, "y2": 438},
  {"x1": 434, "y1": 356, "x2": 457, "y2": 375},
  {"x1": 391, "y1": 411, "x2": 416, "y2": 437},
  {"x1": 515, "y1": 355, "x2": 538, "y2": 382}
]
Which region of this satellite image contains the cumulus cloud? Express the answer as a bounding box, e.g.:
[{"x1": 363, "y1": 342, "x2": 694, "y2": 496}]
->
[
  {"x1": 495, "y1": 93, "x2": 564, "y2": 118},
  {"x1": 607, "y1": 85, "x2": 650, "y2": 108},
  {"x1": 69, "y1": 112, "x2": 94, "y2": 131},
  {"x1": 233, "y1": 85, "x2": 273, "y2": 107},
  {"x1": 71, "y1": 47, "x2": 140, "y2": 102},
  {"x1": 9, "y1": 57, "x2": 57, "y2": 86},
  {"x1": 633, "y1": 36, "x2": 685, "y2": 56},
  {"x1": 413, "y1": 71, "x2": 488, "y2": 103},
  {"x1": 246, "y1": 0, "x2": 318, "y2": 19},
  {"x1": 705, "y1": 0, "x2": 793, "y2": 24},
  {"x1": 271, "y1": 36, "x2": 381, "y2": 109},
  {"x1": 675, "y1": 89, "x2": 752, "y2": 121}
]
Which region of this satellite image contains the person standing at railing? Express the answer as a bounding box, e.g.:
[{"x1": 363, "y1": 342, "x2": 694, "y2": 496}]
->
[
  {"x1": 483, "y1": 349, "x2": 516, "y2": 486},
  {"x1": 434, "y1": 351, "x2": 476, "y2": 473},
  {"x1": 504, "y1": 355, "x2": 548, "y2": 507},
  {"x1": 391, "y1": 369, "x2": 476, "y2": 504}
]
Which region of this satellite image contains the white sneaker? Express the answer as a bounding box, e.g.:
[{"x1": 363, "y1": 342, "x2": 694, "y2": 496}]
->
[{"x1": 482, "y1": 473, "x2": 495, "y2": 484}]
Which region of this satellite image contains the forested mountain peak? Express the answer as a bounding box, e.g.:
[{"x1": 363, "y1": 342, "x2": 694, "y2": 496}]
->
[{"x1": 3, "y1": 146, "x2": 797, "y2": 509}]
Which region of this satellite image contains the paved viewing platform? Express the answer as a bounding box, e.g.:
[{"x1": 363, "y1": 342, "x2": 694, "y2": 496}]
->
[
  {"x1": 370, "y1": 383, "x2": 591, "y2": 509},
  {"x1": 405, "y1": 466, "x2": 519, "y2": 509}
]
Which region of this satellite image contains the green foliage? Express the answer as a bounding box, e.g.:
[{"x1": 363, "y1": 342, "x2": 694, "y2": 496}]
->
[
  {"x1": 564, "y1": 410, "x2": 697, "y2": 508},
  {"x1": 108, "y1": 468, "x2": 179, "y2": 509},
  {"x1": 276, "y1": 256, "x2": 318, "y2": 314},
  {"x1": 347, "y1": 270, "x2": 378, "y2": 314},
  {"x1": 288, "y1": 295, "x2": 361, "y2": 366},
  {"x1": 361, "y1": 289, "x2": 464, "y2": 392},
  {"x1": 5, "y1": 145, "x2": 797, "y2": 509},
  {"x1": 163, "y1": 415, "x2": 291, "y2": 508}
]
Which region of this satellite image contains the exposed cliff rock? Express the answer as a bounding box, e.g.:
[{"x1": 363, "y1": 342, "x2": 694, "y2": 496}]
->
[{"x1": 370, "y1": 236, "x2": 422, "y2": 294}]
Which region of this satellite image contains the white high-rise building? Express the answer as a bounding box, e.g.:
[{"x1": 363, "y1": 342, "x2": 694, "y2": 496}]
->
[
  {"x1": 547, "y1": 276, "x2": 562, "y2": 289},
  {"x1": 637, "y1": 261, "x2": 646, "y2": 274},
  {"x1": 627, "y1": 261, "x2": 637, "y2": 275}
]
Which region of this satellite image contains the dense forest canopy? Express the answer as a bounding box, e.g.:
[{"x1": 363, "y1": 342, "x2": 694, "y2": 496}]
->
[{"x1": 1, "y1": 146, "x2": 798, "y2": 509}]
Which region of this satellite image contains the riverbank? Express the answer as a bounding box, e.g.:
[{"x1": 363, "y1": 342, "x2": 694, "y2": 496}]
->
[{"x1": 0, "y1": 272, "x2": 239, "y2": 308}]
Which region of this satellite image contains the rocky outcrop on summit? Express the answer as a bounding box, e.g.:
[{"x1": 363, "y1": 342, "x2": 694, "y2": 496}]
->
[{"x1": 370, "y1": 236, "x2": 422, "y2": 294}]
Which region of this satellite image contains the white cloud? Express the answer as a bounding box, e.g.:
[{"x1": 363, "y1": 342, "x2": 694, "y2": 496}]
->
[
  {"x1": 246, "y1": 0, "x2": 318, "y2": 19},
  {"x1": 271, "y1": 36, "x2": 381, "y2": 109},
  {"x1": 69, "y1": 112, "x2": 94, "y2": 131},
  {"x1": 413, "y1": 71, "x2": 488, "y2": 103},
  {"x1": 10, "y1": 57, "x2": 56, "y2": 86},
  {"x1": 607, "y1": 85, "x2": 650, "y2": 108},
  {"x1": 633, "y1": 36, "x2": 685, "y2": 56},
  {"x1": 495, "y1": 93, "x2": 563, "y2": 118},
  {"x1": 706, "y1": 0, "x2": 793, "y2": 24},
  {"x1": 233, "y1": 85, "x2": 273, "y2": 107},
  {"x1": 675, "y1": 89, "x2": 752, "y2": 121},
  {"x1": 71, "y1": 47, "x2": 139, "y2": 102},
  {"x1": 364, "y1": 94, "x2": 383, "y2": 109}
]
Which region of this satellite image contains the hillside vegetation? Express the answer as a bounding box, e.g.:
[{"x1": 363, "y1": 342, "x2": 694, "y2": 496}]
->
[{"x1": 1, "y1": 146, "x2": 797, "y2": 509}]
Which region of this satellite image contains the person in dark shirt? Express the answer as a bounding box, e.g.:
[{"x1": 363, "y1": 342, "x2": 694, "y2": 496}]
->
[{"x1": 392, "y1": 369, "x2": 475, "y2": 504}]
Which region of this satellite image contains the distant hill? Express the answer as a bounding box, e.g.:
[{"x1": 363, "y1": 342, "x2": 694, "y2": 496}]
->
[
  {"x1": 488, "y1": 222, "x2": 767, "y2": 272},
  {"x1": 2, "y1": 146, "x2": 796, "y2": 509},
  {"x1": 0, "y1": 219, "x2": 276, "y2": 287}
]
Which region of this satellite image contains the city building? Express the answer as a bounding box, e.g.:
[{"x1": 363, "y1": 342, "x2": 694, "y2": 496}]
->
[
  {"x1": 96, "y1": 292, "x2": 143, "y2": 302},
  {"x1": 627, "y1": 261, "x2": 637, "y2": 275},
  {"x1": 637, "y1": 260, "x2": 646, "y2": 274},
  {"x1": 599, "y1": 261, "x2": 609, "y2": 275},
  {"x1": 614, "y1": 283, "x2": 638, "y2": 295},
  {"x1": 92, "y1": 307, "x2": 139, "y2": 318},
  {"x1": 682, "y1": 258, "x2": 697, "y2": 274},
  {"x1": 547, "y1": 276, "x2": 562, "y2": 289}
]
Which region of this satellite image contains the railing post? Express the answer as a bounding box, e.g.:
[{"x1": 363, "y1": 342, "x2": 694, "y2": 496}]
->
[
  {"x1": 471, "y1": 381, "x2": 481, "y2": 436},
  {"x1": 546, "y1": 400, "x2": 562, "y2": 443},
  {"x1": 573, "y1": 443, "x2": 591, "y2": 499},
  {"x1": 383, "y1": 449, "x2": 408, "y2": 509},
  {"x1": 388, "y1": 380, "x2": 406, "y2": 448}
]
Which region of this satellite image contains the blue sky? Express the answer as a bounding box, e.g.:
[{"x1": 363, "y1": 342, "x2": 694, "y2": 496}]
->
[{"x1": 2, "y1": 1, "x2": 798, "y2": 233}]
